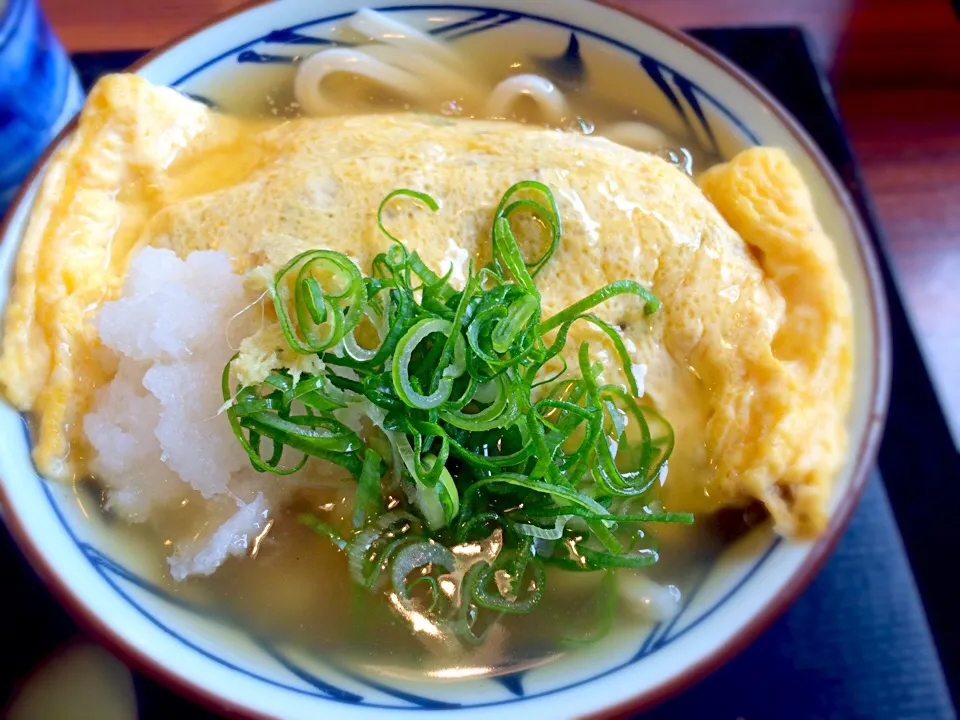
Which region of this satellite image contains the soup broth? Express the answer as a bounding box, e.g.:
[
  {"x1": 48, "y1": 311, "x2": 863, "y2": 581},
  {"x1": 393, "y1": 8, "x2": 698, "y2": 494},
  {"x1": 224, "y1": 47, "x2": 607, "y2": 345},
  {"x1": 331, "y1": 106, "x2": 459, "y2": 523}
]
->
[{"x1": 78, "y1": 467, "x2": 743, "y2": 679}]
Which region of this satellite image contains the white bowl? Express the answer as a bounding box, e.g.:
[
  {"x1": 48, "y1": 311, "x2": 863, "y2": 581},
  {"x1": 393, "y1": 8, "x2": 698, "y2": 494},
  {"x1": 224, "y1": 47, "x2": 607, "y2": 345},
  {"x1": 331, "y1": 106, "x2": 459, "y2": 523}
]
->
[{"x1": 0, "y1": 1, "x2": 890, "y2": 717}]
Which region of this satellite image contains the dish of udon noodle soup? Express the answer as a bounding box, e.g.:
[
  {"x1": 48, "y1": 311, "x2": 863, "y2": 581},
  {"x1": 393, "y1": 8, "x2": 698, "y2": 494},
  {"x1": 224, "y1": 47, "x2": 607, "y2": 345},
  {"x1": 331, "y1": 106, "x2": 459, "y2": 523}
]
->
[{"x1": 0, "y1": 10, "x2": 851, "y2": 678}]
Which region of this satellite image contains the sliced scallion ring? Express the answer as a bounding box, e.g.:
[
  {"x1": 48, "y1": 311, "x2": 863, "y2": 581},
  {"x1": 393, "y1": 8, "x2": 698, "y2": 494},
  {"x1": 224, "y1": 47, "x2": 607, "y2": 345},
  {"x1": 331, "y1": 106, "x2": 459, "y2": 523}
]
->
[{"x1": 226, "y1": 181, "x2": 690, "y2": 645}]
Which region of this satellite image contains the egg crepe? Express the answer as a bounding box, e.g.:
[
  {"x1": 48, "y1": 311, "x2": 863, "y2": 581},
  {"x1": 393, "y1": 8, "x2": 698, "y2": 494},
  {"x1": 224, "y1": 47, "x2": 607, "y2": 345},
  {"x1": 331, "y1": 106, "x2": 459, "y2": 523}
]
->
[{"x1": 0, "y1": 74, "x2": 851, "y2": 536}]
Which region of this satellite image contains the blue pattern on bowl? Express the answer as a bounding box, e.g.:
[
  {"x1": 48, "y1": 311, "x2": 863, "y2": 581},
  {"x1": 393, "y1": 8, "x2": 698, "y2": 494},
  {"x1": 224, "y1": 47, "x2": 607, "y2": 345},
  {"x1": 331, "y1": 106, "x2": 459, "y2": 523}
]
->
[{"x1": 0, "y1": 0, "x2": 83, "y2": 211}]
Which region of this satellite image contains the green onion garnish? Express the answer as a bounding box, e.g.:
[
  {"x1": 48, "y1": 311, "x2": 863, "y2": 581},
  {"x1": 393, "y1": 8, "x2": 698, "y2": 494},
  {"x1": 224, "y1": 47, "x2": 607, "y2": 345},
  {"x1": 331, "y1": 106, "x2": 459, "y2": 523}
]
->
[{"x1": 224, "y1": 181, "x2": 693, "y2": 645}]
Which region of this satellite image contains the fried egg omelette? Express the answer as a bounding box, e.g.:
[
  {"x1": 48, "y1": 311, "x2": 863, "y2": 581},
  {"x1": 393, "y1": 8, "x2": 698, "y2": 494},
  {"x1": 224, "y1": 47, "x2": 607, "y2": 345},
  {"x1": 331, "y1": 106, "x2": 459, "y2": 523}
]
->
[{"x1": 0, "y1": 74, "x2": 852, "y2": 537}]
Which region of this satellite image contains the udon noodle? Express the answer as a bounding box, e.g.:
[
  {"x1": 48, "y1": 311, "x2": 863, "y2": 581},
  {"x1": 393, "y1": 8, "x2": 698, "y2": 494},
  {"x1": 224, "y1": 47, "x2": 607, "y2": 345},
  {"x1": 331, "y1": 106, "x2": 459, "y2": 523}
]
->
[{"x1": 294, "y1": 9, "x2": 673, "y2": 157}]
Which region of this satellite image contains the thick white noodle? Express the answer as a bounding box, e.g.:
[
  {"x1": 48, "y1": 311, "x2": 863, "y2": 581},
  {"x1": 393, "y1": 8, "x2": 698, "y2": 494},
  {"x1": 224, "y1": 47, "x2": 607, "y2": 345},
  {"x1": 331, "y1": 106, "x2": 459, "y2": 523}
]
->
[
  {"x1": 293, "y1": 11, "x2": 572, "y2": 122},
  {"x1": 347, "y1": 8, "x2": 464, "y2": 69},
  {"x1": 601, "y1": 121, "x2": 670, "y2": 151},
  {"x1": 294, "y1": 47, "x2": 431, "y2": 115},
  {"x1": 295, "y1": 9, "x2": 484, "y2": 114},
  {"x1": 618, "y1": 572, "x2": 682, "y2": 621},
  {"x1": 483, "y1": 74, "x2": 571, "y2": 123},
  {"x1": 358, "y1": 44, "x2": 480, "y2": 100}
]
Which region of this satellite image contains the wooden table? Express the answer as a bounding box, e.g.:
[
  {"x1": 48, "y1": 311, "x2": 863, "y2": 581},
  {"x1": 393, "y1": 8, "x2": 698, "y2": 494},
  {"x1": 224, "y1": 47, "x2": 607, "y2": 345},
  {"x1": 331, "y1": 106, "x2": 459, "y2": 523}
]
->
[{"x1": 41, "y1": 0, "x2": 960, "y2": 443}]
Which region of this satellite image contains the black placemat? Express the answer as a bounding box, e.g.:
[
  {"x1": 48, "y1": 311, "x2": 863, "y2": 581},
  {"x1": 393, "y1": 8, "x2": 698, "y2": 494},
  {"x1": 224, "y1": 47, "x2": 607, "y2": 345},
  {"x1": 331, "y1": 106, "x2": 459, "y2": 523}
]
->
[{"x1": 3, "y1": 28, "x2": 958, "y2": 720}]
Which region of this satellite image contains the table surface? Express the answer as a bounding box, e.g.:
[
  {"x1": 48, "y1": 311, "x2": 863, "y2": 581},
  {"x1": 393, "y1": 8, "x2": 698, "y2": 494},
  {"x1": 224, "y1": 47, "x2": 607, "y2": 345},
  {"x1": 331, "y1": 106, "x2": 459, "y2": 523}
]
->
[{"x1": 39, "y1": 0, "x2": 960, "y2": 443}]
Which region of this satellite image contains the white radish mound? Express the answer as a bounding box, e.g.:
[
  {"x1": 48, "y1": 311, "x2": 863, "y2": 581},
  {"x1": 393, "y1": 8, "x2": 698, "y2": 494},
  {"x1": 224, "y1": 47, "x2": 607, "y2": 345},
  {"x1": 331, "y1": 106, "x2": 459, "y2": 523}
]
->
[{"x1": 83, "y1": 248, "x2": 267, "y2": 579}]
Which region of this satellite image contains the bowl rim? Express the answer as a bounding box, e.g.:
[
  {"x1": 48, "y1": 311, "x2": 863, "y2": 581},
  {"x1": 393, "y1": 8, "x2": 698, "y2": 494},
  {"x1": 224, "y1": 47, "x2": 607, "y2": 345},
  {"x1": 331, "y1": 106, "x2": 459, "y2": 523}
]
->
[{"x1": 0, "y1": 1, "x2": 891, "y2": 717}]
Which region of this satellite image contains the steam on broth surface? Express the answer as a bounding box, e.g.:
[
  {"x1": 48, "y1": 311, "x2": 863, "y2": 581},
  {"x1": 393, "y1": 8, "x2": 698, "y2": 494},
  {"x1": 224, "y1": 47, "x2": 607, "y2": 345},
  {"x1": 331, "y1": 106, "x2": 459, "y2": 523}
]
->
[{"x1": 0, "y1": 9, "x2": 853, "y2": 681}]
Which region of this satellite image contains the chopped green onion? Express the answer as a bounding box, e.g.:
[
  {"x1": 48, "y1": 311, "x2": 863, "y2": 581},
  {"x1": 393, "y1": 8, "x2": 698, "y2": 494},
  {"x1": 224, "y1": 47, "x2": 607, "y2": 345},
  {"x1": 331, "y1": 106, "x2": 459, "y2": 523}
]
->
[
  {"x1": 540, "y1": 280, "x2": 661, "y2": 333},
  {"x1": 392, "y1": 318, "x2": 465, "y2": 410},
  {"x1": 492, "y1": 180, "x2": 562, "y2": 277},
  {"x1": 377, "y1": 189, "x2": 440, "y2": 245},
  {"x1": 414, "y1": 454, "x2": 460, "y2": 530},
  {"x1": 391, "y1": 541, "x2": 456, "y2": 612},
  {"x1": 352, "y1": 448, "x2": 384, "y2": 530},
  {"x1": 271, "y1": 250, "x2": 365, "y2": 354},
  {"x1": 299, "y1": 513, "x2": 349, "y2": 551},
  {"x1": 225, "y1": 181, "x2": 693, "y2": 643},
  {"x1": 473, "y1": 539, "x2": 545, "y2": 613},
  {"x1": 562, "y1": 570, "x2": 618, "y2": 645}
]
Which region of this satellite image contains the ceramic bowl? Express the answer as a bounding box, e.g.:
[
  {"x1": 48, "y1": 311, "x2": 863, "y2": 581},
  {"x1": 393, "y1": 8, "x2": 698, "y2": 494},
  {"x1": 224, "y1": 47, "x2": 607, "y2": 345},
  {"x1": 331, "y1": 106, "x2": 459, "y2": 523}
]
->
[{"x1": 0, "y1": 1, "x2": 890, "y2": 717}]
